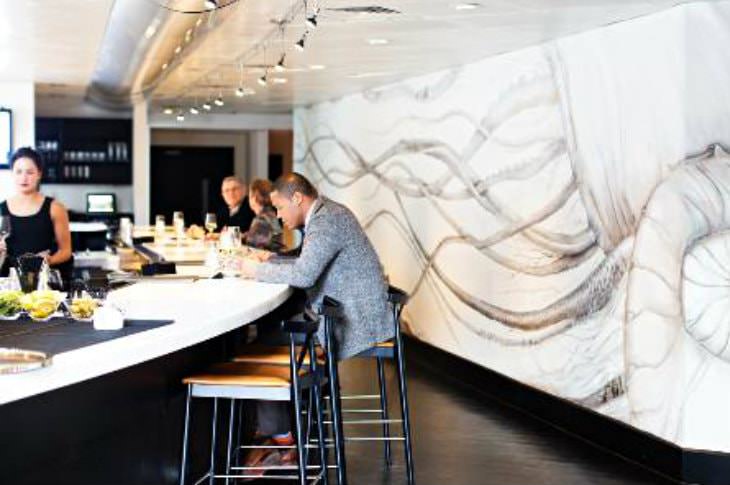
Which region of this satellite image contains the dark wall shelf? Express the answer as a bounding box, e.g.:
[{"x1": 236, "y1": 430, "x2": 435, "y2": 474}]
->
[{"x1": 35, "y1": 117, "x2": 132, "y2": 185}]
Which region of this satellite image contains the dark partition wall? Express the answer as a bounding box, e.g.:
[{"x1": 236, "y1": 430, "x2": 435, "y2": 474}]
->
[{"x1": 150, "y1": 146, "x2": 234, "y2": 226}]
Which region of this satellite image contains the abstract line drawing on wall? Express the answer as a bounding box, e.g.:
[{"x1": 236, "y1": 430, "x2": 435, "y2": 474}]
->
[{"x1": 294, "y1": 26, "x2": 730, "y2": 451}]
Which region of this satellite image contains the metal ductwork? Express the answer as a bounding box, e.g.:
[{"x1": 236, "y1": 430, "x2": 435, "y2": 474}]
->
[{"x1": 85, "y1": 0, "x2": 228, "y2": 110}]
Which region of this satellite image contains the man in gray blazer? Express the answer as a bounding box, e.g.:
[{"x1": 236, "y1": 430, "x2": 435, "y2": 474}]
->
[{"x1": 239, "y1": 172, "x2": 393, "y2": 472}]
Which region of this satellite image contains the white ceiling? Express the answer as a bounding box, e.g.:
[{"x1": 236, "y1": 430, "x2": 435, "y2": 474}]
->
[
  {"x1": 0, "y1": 0, "x2": 114, "y2": 86},
  {"x1": 1, "y1": 0, "x2": 693, "y2": 114}
]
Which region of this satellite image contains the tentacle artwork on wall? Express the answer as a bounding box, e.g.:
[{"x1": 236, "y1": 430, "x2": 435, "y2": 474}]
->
[{"x1": 293, "y1": 2, "x2": 730, "y2": 452}]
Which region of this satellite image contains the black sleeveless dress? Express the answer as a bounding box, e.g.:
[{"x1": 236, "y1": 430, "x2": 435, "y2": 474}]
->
[{"x1": 0, "y1": 197, "x2": 73, "y2": 281}]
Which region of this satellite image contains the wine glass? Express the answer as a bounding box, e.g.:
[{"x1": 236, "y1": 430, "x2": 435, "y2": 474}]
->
[
  {"x1": 204, "y1": 213, "x2": 217, "y2": 235},
  {"x1": 172, "y1": 211, "x2": 185, "y2": 241},
  {"x1": 0, "y1": 215, "x2": 11, "y2": 241},
  {"x1": 154, "y1": 215, "x2": 166, "y2": 243}
]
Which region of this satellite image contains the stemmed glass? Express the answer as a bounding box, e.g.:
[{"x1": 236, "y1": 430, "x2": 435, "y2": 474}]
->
[
  {"x1": 0, "y1": 216, "x2": 10, "y2": 270},
  {"x1": 154, "y1": 214, "x2": 166, "y2": 243},
  {"x1": 173, "y1": 211, "x2": 185, "y2": 241},
  {"x1": 204, "y1": 213, "x2": 217, "y2": 235}
]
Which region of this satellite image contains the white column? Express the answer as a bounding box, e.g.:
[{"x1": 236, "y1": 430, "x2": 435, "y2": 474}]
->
[
  {"x1": 132, "y1": 100, "x2": 150, "y2": 224},
  {"x1": 247, "y1": 130, "x2": 269, "y2": 182},
  {"x1": 0, "y1": 81, "x2": 34, "y2": 197}
]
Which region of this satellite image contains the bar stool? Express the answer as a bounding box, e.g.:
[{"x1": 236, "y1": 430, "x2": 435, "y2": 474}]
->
[
  {"x1": 231, "y1": 289, "x2": 414, "y2": 485},
  {"x1": 346, "y1": 286, "x2": 414, "y2": 485},
  {"x1": 231, "y1": 297, "x2": 349, "y2": 485},
  {"x1": 178, "y1": 310, "x2": 328, "y2": 485}
]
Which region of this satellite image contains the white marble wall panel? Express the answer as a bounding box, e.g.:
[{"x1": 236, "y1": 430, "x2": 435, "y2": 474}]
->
[{"x1": 294, "y1": 1, "x2": 730, "y2": 452}]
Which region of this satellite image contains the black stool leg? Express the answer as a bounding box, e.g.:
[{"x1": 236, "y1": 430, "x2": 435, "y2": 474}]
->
[
  {"x1": 179, "y1": 384, "x2": 192, "y2": 485},
  {"x1": 327, "y1": 357, "x2": 348, "y2": 485},
  {"x1": 225, "y1": 400, "x2": 235, "y2": 485},
  {"x1": 292, "y1": 389, "x2": 307, "y2": 485},
  {"x1": 209, "y1": 398, "x2": 219, "y2": 485},
  {"x1": 376, "y1": 357, "x2": 392, "y2": 466},
  {"x1": 313, "y1": 383, "x2": 329, "y2": 485},
  {"x1": 395, "y1": 341, "x2": 414, "y2": 485}
]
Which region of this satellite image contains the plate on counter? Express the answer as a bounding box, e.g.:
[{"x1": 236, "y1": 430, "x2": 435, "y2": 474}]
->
[{"x1": 0, "y1": 347, "x2": 52, "y2": 374}]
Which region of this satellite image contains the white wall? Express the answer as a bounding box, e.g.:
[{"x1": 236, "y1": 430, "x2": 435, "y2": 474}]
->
[
  {"x1": 42, "y1": 184, "x2": 133, "y2": 214},
  {"x1": 0, "y1": 81, "x2": 34, "y2": 198},
  {"x1": 295, "y1": 1, "x2": 730, "y2": 453}
]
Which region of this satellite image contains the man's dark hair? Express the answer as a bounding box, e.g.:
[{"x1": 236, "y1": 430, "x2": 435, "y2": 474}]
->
[
  {"x1": 272, "y1": 172, "x2": 319, "y2": 199},
  {"x1": 10, "y1": 147, "x2": 43, "y2": 172}
]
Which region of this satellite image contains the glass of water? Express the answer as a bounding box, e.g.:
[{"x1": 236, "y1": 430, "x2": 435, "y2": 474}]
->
[
  {"x1": 172, "y1": 211, "x2": 185, "y2": 240},
  {"x1": 154, "y1": 215, "x2": 166, "y2": 242}
]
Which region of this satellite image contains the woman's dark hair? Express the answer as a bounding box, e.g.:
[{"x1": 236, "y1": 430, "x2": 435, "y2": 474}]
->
[{"x1": 10, "y1": 147, "x2": 43, "y2": 172}]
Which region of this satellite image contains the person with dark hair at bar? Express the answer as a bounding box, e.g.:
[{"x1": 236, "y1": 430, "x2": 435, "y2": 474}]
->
[
  {"x1": 243, "y1": 178, "x2": 284, "y2": 252},
  {"x1": 217, "y1": 175, "x2": 255, "y2": 232},
  {"x1": 239, "y1": 172, "x2": 393, "y2": 476},
  {"x1": 0, "y1": 147, "x2": 73, "y2": 281}
]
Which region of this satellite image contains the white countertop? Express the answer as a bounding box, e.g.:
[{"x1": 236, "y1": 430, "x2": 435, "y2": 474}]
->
[
  {"x1": 0, "y1": 278, "x2": 291, "y2": 405},
  {"x1": 141, "y1": 241, "x2": 208, "y2": 264}
]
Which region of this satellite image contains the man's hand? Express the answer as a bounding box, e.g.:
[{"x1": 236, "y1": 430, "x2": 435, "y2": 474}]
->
[
  {"x1": 248, "y1": 249, "x2": 273, "y2": 263},
  {"x1": 239, "y1": 258, "x2": 259, "y2": 279}
]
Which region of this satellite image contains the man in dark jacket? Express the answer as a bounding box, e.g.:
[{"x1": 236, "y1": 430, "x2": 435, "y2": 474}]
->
[{"x1": 217, "y1": 176, "x2": 255, "y2": 232}]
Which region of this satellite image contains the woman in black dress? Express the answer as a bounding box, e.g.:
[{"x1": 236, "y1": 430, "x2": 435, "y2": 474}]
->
[{"x1": 0, "y1": 147, "x2": 73, "y2": 280}]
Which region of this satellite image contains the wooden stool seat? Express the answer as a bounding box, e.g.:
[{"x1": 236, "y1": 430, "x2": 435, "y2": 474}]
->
[
  {"x1": 233, "y1": 345, "x2": 325, "y2": 366},
  {"x1": 183, "y1": 362, "x2": 308, "y2": 387}
]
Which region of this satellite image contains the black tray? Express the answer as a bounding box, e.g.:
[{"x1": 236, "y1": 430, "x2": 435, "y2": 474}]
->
[{"x1": 0, "y1": 318, "x2": 174, "y2": 355}]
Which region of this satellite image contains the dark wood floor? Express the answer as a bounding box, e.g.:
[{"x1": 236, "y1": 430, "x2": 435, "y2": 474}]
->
[{"x1": 332, "y1": 355, "x2": 678, "y2": 485}]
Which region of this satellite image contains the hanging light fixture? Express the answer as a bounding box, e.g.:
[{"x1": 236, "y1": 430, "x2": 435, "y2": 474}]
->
[
  {"x1": 258, "y1": 73, "x2": 268, "y2": 86},
  {"x1": 274, "y1": 54, "x2": 286, "y2": 72},
  {"x1": 294, "y1": 34, "x2": 306, "y2": 52},
  {"x1": 163, "y1": 107, "x2": 174, "y2": 115},
  {"x1": 214, "y1": 96, "x2": 225, "y2": 107},
  {"x1": 305, "y1": 14, "x2": 317, "y2": 29},
  {"x1": 202, "y1": 101, "x2": 212, "y2": 110},
  {"x1": 176, "y1": 111, "x2": 185, "y2": 122},
  {"x1": 190, "y1": 106, "x2": 200, "y2": 115},
  {"x1": 236, "y1": 87, "x2": 245, "y2": 97},
  {"x1": 204, "y1": 0, "x2": 218, "y2": 10}
]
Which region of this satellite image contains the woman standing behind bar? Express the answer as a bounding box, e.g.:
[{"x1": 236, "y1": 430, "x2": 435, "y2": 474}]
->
[
  {"x1": 0, "y1": 147, "x2": 73, "y2": 280},
  {"x1": 244, "y1": 179, "x2": 284, "y2": 252}
]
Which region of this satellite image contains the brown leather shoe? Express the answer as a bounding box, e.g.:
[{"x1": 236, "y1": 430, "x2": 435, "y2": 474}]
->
[{"x1": 241, "y1": 438, "x2": 284, "y2": 482}]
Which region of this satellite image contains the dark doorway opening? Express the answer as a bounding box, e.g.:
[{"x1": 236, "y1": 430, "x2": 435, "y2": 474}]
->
[{"x1": 150, "y1": 146, "x2": 234, "y2": 226}]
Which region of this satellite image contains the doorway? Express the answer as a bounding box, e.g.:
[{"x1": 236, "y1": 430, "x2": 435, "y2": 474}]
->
[{"x1": 150, "y1": 146, "x2": 234, "y2": 225}]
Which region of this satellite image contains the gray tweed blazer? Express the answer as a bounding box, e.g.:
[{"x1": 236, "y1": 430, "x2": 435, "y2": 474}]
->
[{"x1": 255, "y1": 197, "x2": 393, "y2": 358}]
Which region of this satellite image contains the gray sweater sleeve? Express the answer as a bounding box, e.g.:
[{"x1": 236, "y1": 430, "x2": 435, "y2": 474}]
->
[{"x1": 255, "y1": 219, "x2": 340, "y2": 288}]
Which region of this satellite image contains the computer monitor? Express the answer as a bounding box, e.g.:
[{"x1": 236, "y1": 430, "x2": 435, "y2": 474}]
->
[{"x1": 86, "y1": 193, "x2": 116, "y2": 214}]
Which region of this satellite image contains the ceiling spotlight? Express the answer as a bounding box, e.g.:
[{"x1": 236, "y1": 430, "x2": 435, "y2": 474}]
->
[
  {"x1": 214, "y1": 96, "x2": 224, "y2": 107},
  {"x1": 305, "y1": 15, "x2": 317, "y2": 29},
  {"x1": 190, "y1": 106, "x2": 200, "y2": 115},
  {"x1": 294, "y1": 35, "x2": 306, "y2": 52},
  {"x1": 367, "y1": 38, "x2": 389, "y2": 46},
  {"x1": 174, "y1": 45, "x2": 182, "y2": 55},
  {"x1": 309, "y1": 64, "x2": 326, "y2": 70},
  {"x1": 161, "y1": 63, "x2": 169, "y2": 70},
  {"x1": 274, "y1": 54, "x2": 286, "y2": 72},
  {"x1": 236, "y1": 86, "x2": 255, "y2": 97},
  {"x1": 204, "y1": 0, "x2": 218, "y2": 10},
  {"x1": 163, "y1": 107, "x2": 174, "y2": 115},
  {"x1": 454, "y1": 2, "x2": 480, "y2": 10},
  {"x1": 257, "y1": 74, "x2": 268, "y2": 86},
  {"x1": 202, "y1": 101, "x2": 212, "y2": 110},
  {"x1": 176, "y1": 112, "x2": 185, "y2": 122}
]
